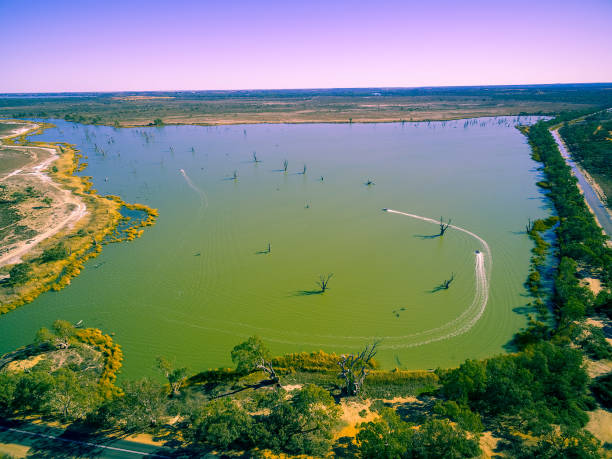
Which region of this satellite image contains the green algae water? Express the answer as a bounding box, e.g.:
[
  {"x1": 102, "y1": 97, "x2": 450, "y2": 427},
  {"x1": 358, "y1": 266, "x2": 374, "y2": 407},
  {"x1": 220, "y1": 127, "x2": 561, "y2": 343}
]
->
[{"x1": 0, "y1": 117, "x2": 550, "y2": 377}]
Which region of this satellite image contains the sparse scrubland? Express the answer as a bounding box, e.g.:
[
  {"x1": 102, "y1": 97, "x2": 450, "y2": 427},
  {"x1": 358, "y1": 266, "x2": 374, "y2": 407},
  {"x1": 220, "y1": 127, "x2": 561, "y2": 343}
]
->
[{"x1": 1, "y1": 84, "x2": 610, "y2": 127}]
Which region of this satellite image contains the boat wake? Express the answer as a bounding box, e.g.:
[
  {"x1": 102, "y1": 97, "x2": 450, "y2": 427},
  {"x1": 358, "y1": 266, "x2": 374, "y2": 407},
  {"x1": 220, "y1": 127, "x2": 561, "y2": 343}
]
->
[
  {"x1": 378, "y1": 209, "x2": 491, "y2": 348},
  {"x1": 164, "y1": 207, "x2": 491, "y2": 350},
  {"x1": 179, "y1": 168, "x2": 208, "y2": 209}
]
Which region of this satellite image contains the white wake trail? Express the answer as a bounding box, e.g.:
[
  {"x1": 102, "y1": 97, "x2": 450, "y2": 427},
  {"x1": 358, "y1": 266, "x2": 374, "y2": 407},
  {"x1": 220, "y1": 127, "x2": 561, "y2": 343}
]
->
[
  {"x1": 180, "y1": 168, "x2": 208, "y2": 209},
  {"x1": 379, "y1": 209, "x2": 492, "y2": 348}
]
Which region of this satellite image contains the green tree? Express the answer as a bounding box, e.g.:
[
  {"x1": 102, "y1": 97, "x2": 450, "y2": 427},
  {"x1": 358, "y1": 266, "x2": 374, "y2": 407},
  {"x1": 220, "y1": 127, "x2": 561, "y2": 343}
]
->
[
  {"x1": 188, "y1": 398, "x2": 253, "y2": 449},
  {"x1": 12, "y1": 371, "x2": 55, "y2": 412},
  {"x1": 100, "y1": 378, "x2": 168, "y2": 432},
  {"x1": 591, "y1": 373, "x2": 612, "y2": 409},
  {"x1": 6, "y1": 263, "x2": 31, "y2": 286},
  {"x1": 36, "y1": 320, "x2": 76, "y2": 349},
  {"x1": 0, "y1": 373, "x2": 17, "y2": 415},
  {"x1": 41, "y1": 243, "x2": 69, "y2": 262},
  {"x1": 433, "y1": 400, "x2": 483, "y2": 433},
  {"x1": 357, "y1": 409, "x2": 480, "y2": 458},
  {"x1": 438, "y1": 342, "x2": 590, "y2": 433},
  {"x1": 231, "y1": 336, "x2": 272, "y2": 375},
  {"x1": 357, "y1": 408, "x2": 415, "y2": 458},
  {"x1": 252, "y1": 385, "x2": 342, "y2": 456},
  {"x1": 156, "y1": 356, "x2": 189, "y2": 396},
  {"x1": 45, "y1": 368, "x2": 98, "y2": 421},
  {"x1": 416, "y1": 419, "x2": 481, "y2": 458},
  {"x1": 526, "y1": 427, "x2": 601, "y2": 459}
]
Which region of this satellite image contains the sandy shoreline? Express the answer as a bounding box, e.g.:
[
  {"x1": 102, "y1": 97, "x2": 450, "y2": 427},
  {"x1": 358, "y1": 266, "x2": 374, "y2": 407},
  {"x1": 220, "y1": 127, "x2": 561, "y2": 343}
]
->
[{"x1": 0, "y1": 122, "x2": 88, "y2": 268}]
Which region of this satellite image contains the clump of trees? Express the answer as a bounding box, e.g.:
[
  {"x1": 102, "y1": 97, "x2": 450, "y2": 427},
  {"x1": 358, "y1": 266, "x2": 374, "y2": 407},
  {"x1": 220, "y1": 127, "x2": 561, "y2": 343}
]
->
[
  {"x1": 437, "y1": 341, "x2": 590, "y2": 435},
  {"x1": 517, "y1": 117, "x2": 612, "y2": 362},
  {"x1": 357, "y1": 407, "x2": 481, "y2": 458},
  {"x1": 41, "y1": 243, "x2": 69, "y2": 263},
  {"x1": 5, "y1": 263, "x2": 31, "y2": 286},
  {"x1": 187, "y1": 384, "x2": 341, "y2": 455},
  {"x1": 36, "y1": 319, "x2": 76, "y2": 349}
]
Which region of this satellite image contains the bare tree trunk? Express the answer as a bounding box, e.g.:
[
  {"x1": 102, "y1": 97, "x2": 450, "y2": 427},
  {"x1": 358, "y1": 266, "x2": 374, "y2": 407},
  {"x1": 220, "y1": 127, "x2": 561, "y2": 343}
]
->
[
  {"x1": 256, "y1": 358, "x2": 279, "y2": 384},
  {"x1": 338, "y1": 342, "x2": 379, "y2": 396}
]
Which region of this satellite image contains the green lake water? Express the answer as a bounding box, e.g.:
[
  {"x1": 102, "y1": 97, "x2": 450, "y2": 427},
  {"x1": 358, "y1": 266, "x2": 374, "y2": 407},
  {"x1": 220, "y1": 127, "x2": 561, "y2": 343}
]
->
[{"x1": 0, "y1": 117, "x2": 550, "y2": 377}]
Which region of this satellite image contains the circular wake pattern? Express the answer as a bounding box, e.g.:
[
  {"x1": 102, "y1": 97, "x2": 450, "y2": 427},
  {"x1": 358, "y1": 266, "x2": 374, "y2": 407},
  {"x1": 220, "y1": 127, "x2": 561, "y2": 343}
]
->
[
  {"x1": 163, "y1": 208, "x2": 491, "y2": 350},
  {"x1": 379, "y1": 209, "x2": 491, "y2": 348}
]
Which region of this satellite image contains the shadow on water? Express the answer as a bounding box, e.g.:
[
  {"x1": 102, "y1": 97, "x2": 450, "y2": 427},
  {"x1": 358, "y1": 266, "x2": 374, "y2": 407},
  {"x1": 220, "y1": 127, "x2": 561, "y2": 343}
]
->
[
  {"x1": 414, "y1": 233, "x2": 441, "y2": 239},
  {"x1": 293, "y1": 289, "x2": 324, "y2": 296},
  {"x1": 429, "y1": 284, "x2": 450, "y2": 293}
]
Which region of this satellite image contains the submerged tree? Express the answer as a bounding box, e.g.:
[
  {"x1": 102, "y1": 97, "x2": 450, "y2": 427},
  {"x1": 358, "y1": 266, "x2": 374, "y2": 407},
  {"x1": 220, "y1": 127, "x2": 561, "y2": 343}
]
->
[
  {"x1": 365, "y1": 178, "x2": 375, "y2": 186},
  {"x1": 338, "y1": 341, "x2": 378, "y2": 396},
  {"x1": 442, "y1": 273, "x2": 455, "y2": 289},
  {"x1": 233, "y1": 170, "x2": 238, "y2": 181},
  {"x1": 439, "y1": 217, "x2": 452, "y2": 236},
  {"x1": 252, "y1": 151, "x2": 261, "y2": 163},
  {"x1": 302, "y1": 164, "x2": 307, "y2": 174},
  {"x1": 283, "y1": 160, "x2": 288, "y2": 172},
  {"x1": 316, "y1": 273, "x2": 334, "y2": 293}
]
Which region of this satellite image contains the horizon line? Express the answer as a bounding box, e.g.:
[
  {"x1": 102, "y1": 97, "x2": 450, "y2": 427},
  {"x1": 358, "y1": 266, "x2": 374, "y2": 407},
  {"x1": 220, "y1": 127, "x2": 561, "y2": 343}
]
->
[{"x1": 2, "y1": 81, "x2": 612, "y2": 96}]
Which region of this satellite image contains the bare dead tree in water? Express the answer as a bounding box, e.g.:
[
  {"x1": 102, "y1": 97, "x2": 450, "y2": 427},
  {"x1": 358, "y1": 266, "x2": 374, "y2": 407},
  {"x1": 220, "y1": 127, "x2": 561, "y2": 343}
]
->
[
  {"x1": 316, "y1": 273, "x2": 334, "y2": 293},
  {"x1": 525, "y1": 218, "x2": 533, "y2": 234},
  {"x1": 439, "y1": 217, "x2": 452, "y2": 236},
  {"x1": 338, "y1": 341, "x2": 379, "y2": 396},
  {"x1": 233, "y1": 170, "x2": 238, "y2": 180},
  {"x1": 442, "y1": 273, "x2": 455, "y2": 289},
  {"x1": 283, "y1": 160, "x2": 288, "y2": 172},
  {"x1": 302, "y1": 164, "x2": 307, "y2": 174},
  {"x1": 253, "y1": 151, "x2": 261, "y2": 163}
]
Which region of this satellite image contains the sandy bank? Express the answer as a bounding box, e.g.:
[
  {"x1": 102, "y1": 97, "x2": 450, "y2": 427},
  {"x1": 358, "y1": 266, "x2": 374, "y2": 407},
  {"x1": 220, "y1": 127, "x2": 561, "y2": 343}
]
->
[{"x1": 0, "y1": 123, "x2": 88, "y2": 268}]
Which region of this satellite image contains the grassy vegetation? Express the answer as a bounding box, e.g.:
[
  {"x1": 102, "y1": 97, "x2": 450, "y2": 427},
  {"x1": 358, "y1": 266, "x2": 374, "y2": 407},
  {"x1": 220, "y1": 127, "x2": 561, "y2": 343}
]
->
[
  {"x1": 1, "y1": 84, "x2": 610, "y2": 127},
  {"x1": 559, "y1": 109, "x2": 612, "y2": 206}
]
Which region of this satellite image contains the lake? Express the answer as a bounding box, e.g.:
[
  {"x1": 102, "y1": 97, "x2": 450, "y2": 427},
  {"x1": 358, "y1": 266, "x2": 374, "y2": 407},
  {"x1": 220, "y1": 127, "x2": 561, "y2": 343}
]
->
[{"x1": 0, "y1": 117, "x2": 549, "y2": 377}]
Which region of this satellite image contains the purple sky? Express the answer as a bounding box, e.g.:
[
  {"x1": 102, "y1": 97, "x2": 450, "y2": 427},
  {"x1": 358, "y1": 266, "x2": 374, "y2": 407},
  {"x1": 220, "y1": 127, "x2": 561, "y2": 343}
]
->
[{"x1": 1, "y1": 0, "x2": 611, "y2": 92}]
